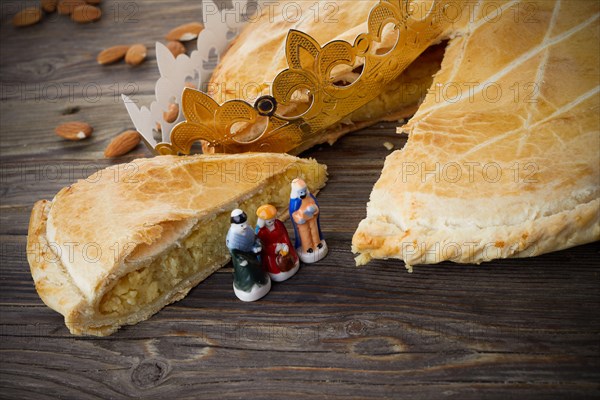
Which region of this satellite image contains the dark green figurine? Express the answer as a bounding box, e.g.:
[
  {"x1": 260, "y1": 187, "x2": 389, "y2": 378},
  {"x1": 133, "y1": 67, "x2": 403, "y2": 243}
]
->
[{"x1": 226, "y1": 209, "x2": 271, "y2": 302}]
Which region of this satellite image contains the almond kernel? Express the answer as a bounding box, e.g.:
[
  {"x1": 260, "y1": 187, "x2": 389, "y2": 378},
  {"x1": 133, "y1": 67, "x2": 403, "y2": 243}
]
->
[
  {"x1": 71, "y1": 4, "x2": 102, "y2": 23},
  {"x1": 41, "y1": 0, "x2": 58, "y2": 13},
  {"x1": 165, "y1": 22, "x2": 204, "y2": 42},
  {"x1": 97, "y1": 45, "x2": 130, "y2": 65},
  {"x1": 12, "y1": 7, "x2": 43, "y2": 27},
  {"x1": 163, "y1": 103, "x2": 179, "y2": 123},
  {"x1": 166, "y1": 41, "x2": 186, "y2": 57},
  {"x1": 125, "y1": 44, "x2": 147, "y2": 66},
  {"x1": 104, "y1": 130, "x2": 141, "y2": 157},
  {"x1": 55, "y1": 122, "x2": 93, "y2": 141}
]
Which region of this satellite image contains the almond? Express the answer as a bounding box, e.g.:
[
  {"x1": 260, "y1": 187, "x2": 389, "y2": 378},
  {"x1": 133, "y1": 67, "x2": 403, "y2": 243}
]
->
[
  {"x1": 125, "y1": 44, "x2": 147, "y2": 66},
  {"x1": 97, "y1": 45, "x2": 130, "y2": 65},
  {"x1": 71, "y1": 4, "x2": 102, "y2": 23},
  {"x1": 104, "y1": 130, "x2": 141, "y2": 157},
  {"x1": 12, "y1": 7, "x2": 43, "y2": 27},
  {"x1": 55, "y1": 122, "x2": 93, "y2": 141},
  {"x1": 163, "y1": 103, "x2": 179, "y2": 123},
  {"x1": 41, "y1": 0, "x2": 58, "y2": 13},
  {"x1": 165, "y1": 22, "x2": 204, "y2": 42},
  {"x1": 57, "y1": 0, "x2": 86, "y2": 15},
  {"x1": 166, "y1": 40, "x2": 186, "y2": 57}
]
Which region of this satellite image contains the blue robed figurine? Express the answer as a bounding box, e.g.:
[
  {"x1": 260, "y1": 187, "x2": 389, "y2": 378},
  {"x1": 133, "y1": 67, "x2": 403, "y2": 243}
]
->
[
  {"x1": 289, "y1": 178, "x2": 328, "y2": 263},
  {"x1": 226, "y1": 209, "x2": 271, "y2": 302}
]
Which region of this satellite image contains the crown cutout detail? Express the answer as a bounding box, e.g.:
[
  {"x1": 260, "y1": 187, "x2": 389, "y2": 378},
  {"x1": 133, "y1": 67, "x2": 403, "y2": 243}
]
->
[{"x1": 134, "y1": 0, "x2": 453, "y2": 155}]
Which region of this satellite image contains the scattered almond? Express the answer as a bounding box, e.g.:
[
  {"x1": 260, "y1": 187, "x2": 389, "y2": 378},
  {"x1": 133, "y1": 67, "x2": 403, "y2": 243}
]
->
[
  {"x1": 125, "y1": 44, "x2": 147, "y2": 66},
  {"x1": 12, "y1": 7, "x2": 43, "y2": 27},
  {"x1": 163, "y1": 103, "x2": 179, "y2": 123},
  {"x1": 166, "y1": 41, "x2": 186, "y2": 57},
  {"x1": 41, "y1": 0, "x2": 58, "y2": 13},
  {"x1": 71, "y1": 4, "x2": 102, "y2": 23},
  {"x1": 55, "y1": 122, "x2": 93, "y2": 141},
  {"x1": 97, "y1": 45, "x2": 130, "y2": 65},
  {"x1": 57, "y1": 0, "x2": 86, "y2": 15},
  {"x1": 165, "y1": 22, "x2": 204, "y2": 41},
  {"x1": 104, "y1": 130, "x2": 141, "y2": 157}
]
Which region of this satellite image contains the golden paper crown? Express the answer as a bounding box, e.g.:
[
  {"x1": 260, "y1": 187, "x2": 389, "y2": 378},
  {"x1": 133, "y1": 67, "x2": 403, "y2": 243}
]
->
[{"x1": 154, "y1": 0, "x2": 451, "y2": 155}]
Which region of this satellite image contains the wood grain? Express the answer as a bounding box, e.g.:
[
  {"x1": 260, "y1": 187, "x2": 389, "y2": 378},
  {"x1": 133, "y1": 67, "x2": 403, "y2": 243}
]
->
[{"x1": 1, "y1": 1, "x2": 599, "y2": 399}]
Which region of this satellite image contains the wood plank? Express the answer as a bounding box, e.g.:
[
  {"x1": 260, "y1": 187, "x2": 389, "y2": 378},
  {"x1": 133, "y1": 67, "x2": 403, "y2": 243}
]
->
[{"x1": 0, "y1": 0, "x2": 599, "y2": 399}]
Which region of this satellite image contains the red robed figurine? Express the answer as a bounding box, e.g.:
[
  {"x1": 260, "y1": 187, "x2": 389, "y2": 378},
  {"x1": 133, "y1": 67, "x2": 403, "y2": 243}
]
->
[{"x1": 255, "y1": 204, "x2": 300, "y2": 282}]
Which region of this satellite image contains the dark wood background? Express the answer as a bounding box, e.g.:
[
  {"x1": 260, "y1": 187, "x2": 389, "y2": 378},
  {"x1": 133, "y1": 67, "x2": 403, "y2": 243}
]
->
[{"x1": 1, "y1": 1, "x2": 599, "y2": 399}]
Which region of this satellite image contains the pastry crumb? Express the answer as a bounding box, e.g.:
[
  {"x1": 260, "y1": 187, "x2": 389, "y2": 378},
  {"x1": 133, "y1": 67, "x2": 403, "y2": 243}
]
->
[{"x1": 383, "y1": 142, "x2": 394, "y2": 151}]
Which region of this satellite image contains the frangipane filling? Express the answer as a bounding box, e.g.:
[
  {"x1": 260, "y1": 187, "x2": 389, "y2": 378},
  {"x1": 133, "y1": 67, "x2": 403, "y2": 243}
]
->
[{"x1": 99, "y1": 167, "x2": 317, "y2": 317}]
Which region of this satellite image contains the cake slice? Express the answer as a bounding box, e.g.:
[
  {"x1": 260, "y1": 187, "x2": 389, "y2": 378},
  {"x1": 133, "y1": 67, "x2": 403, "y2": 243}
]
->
[
  {"x1": 27, "y1": 153, "x2": 327, "y2": 335},
  {"x1": 353, "y1": 0, "x2": 600, "y2": 269}
]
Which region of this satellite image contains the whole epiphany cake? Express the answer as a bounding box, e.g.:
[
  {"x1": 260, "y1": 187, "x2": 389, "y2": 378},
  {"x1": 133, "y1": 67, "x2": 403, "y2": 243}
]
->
[{"x1": 27, "y1": 0, "x2": 599, "y2": 335}]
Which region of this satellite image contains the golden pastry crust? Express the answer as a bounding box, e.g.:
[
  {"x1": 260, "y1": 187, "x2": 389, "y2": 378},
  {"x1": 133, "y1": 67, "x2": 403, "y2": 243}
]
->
[
  {"x1": 28, "y1": 199, "x2": 226, "y2": 336},
  {"x1": 28, "y1": 153, "x2": 327, "y2": 335},
  {"x1": 203, "y1": 0, "x2": 446, "y2": 154},
  {"x1": 353, "y1": 0, "x2": 600, "y2": 268},
  {"x1": 209, "y1": 1, "x2": 379, "y2": 104}
]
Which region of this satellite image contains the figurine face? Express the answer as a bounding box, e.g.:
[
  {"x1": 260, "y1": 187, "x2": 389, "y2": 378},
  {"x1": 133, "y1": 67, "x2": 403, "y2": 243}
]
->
[
  {"x1": 265, "y1": 218, "x2": 275, "y2": 228},
  {"x1": 298, "y1": 188, "x2": 307, "y2": 199},
  {"x1": 232, "y1": 221, "x2": 250, "y2": 232}
]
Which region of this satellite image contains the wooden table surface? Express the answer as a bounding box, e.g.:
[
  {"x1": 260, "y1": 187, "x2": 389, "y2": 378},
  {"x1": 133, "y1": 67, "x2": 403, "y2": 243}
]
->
[{"x1": 1, "y1": 1, "x2": 599, "y2": 399}]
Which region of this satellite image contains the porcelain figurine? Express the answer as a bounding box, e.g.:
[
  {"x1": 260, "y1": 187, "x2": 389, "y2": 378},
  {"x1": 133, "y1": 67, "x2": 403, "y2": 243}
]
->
[
  {"x1": 256, "y1": 204, "x2": 300, "y2": 282},
  {"x1": 226, "y1": 209, "x2": 271, "y2": 301},
  {"x1": 289, "y1": 178, "x2": 328, "y2": 263}
]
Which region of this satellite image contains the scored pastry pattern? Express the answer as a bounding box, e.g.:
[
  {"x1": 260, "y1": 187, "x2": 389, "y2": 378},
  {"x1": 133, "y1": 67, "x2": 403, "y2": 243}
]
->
[{"x1": 353, "y1": 0, "x2": 600, "y2": 266}]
